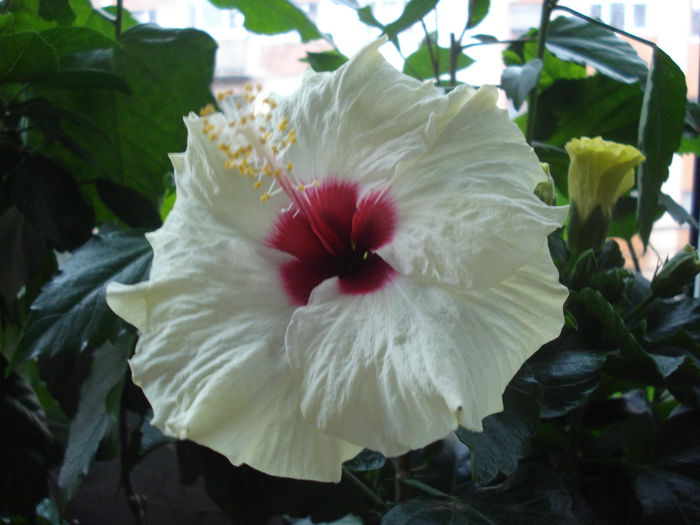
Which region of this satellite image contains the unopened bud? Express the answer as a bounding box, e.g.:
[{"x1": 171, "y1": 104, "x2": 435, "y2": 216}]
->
[{"x1": 651, "y1": 245, "x2": 700, "y2": 298}]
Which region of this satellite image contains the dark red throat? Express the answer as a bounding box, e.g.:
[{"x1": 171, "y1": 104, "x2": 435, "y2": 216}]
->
[{"x1": 266, "y1": 178, "x2": 397, "y2": 305}]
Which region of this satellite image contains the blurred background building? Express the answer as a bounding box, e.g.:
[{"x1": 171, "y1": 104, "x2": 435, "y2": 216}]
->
[{"x1": 94, "y1": 0, "x2": 700, "y2": 277}]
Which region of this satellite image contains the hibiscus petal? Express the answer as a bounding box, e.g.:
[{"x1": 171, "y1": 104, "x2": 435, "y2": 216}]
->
[
  {"x1": 278, "y1": 39, "x2": 453, "y2": 185},
  {"x1": 107, "y1": 228, "x2": 360, "y2": 481},
  {"x1": 377, "y1": 86, "x2": 567, "y2": 292},
  {"x1": 285, "y1": 243, "x2": 567, "y2": 456}
]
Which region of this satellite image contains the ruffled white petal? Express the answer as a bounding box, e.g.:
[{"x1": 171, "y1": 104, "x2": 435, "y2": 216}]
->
[
  {"x1": 285, "y1": 243, "x2": 567, "y2": 456},
  {"x1": 278, "y1": 39, "x2": 463, "y2": 186},
  {"x1": 107, "y1": 224, "x2": 360, "y2": 481},
  {"x1": 377, "y1": 86, "x2": 567, "y2": 292}
]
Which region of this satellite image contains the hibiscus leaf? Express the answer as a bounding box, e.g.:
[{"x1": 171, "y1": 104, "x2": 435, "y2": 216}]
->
[
  {"x1": 208, "y1": 0, "x2": 321, "y2": 42},
  {"x1": 403, "y1": 40, "x2": 474, "y2": 81},
  {"x1": 34, "y1": 69, "x2": 130, "y2": 93},
  {"x1": 466, "y1": 0, "x2": 490, "y2": 29},
  {"x1": 635, "y1": 470, "x2": 700, "y2": 524},
  {"x1": 305, "y1": 50, "x2": 349, "y2": 72},
  {"x1": 57, "y1": 337, "x2": 129, "y2": 502},
  {"x1": 95, "y1": 179, "x2": 163, "y2": 230},
  {"x1": 636, "y1": 47, "x2": 687, "y2": 246},
  {"x1": 501, "y1": 58, "x2": 542, "y2": 110},
  {"x1": 7, "y1": 154, "x2": 95, "y2": 251},
  {"x1": 0, "y1": 355, "x2": 60, "y2": 517},
  {"x1": 0, "y1": 31, "x2": 59, "y2": 84},
  {"x1": 456, "y1": 369, "x2": 542, "y2": 483},
  {"x1": 11, "y1": 229, "x2": 152, "y2": 367},
  {"x1": 29, "y1": 25, "x2": 216, "y2": 221},
  {"x1": 39, "y1": 26, "x2": 118, "y2": 57},
  {"x1": 38, "y1": 0, "x2": 75, "y2": 25},
  {"x1": 384, "y1": 0, "x2": 438, "y2": 45},
  {"x1": 528, "y1": 345, "x2": 607, "y2": 418},
  {"x1": 383, "y1": 465, "x2": 577, "y2": 525},
  {"x1": 546, "y1": 16, "x2": 648, "y2": 84}
]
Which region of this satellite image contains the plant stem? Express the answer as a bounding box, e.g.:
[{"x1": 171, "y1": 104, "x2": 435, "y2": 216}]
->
[
  {"x1": 552, "y1": 4, "x2": 656, "y2": 48},
  {"x1": 342, "y1": 468, "x2": 387, "y2": 508},
  {"x1": 420, "y1": 18, "x2": 440, "y2": 83},
  {"x1": 393, "y1": 453, "x2": 411, "y2": 503},
  {"x1": 525, "y1": 0, "x2": 557, "y2": 144},
  {"x1": 449, "y1": 32, "x2": 458, "y2": 88},
  {"x1": 115, "y1": 0, "x2": 123, "y2": 39},
  {"x1": 624, "y1": 293, "x2": 656, "y2": 324},
  {"x1": 626, "y1": 238, "x2": 642, "y2": 273}
]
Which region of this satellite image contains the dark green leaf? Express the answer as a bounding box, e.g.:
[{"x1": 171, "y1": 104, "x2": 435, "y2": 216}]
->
[
  {"x1": 659, "y1": 193, "x2": 698, "y2": 229},
  {"x1": 34, "y1": 25, "x2": 216, "y2": 208},
  {"x1": 647, "y1": 297, "x2": 700, "y2": 341},
  {"x1": 95, "y1": 179, "x2": 163, "y2": 230},
  {"x1": 343, "y1": 449, "x2": 386, "y2": 472},
  {"x1": 305, "y1": 50, "x2": 349, "y2": 72},
  {"x1": 39, "y1": 26, "x2": 117, "y2": 57},
  {"x1": 0, "y1": 207, "x2": 47, "y2": 310},
  {"x1": 636, "y1": 47, "x2": 687, "y2": 245},
  {"x1": 12, "y1": 230, "x2": 152, "y2": 366},
  {"x1": 529, "y1": 347, "x2": 606, "y2": 418},
  {"x1": 209, "y1": 0, "x2": 321, "y2": 42},
  {"x1": 35, "y1": 69, "x2": 130, "y2": 92},
  {"x1": 635, "y1": 470, "x2": 700, "y2": 524},
  {"x1": 472, "y1": 34, "x2": 498, "y2": 43},
  {"x1": 403, "y1": 40, "x2": 474, "y2": 80},
  {"x1": 539, "y1": 75, "x2": 643, "y2": 147},
  {"x1": 466, "y1": 0, "x2": 489, "y2": 29},
  {"x1": 7, "y1": 154, "x2": 94, "y2": 251},
  {"x1": 546, "y1": 16, "x2": 647, "y2": 83},
  {"x1": 501, "y1": 58, "x2": 542, "y2": 109},
  {"x1": 177, "y1": 441, "x2": 369, "y2": 523},
  {"x1": 38, "y1": 0, "x2": 74, "y2": 25},
  {"x1": 456, "y1": 370, "x2": 542, "y2": 482},
  {"x1": 0, "y1": 31, "x2": 59, "y2": 84},
  {"x1": 58, "y1": 338, "x2": 129, "y2": 501},
  {"x1": 0, "y1": 355, "x2": 59, "y2": 517},
  {"x1": 383, "y1": 465, "x2": 577, "y2": 525},
  {"x1": 384, "y1": 0, "x2": 439, "y2": 46},
  {"x1": 356, "y1": 6, "x2": 383, "y2": 29}
]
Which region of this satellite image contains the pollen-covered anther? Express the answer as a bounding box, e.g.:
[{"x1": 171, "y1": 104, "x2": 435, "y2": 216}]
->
[{"x1": 199, "y1": 103, "x2": 215, "y2": 116}]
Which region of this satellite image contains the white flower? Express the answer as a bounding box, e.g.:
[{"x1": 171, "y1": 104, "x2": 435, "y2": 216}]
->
[{"x1": 106, "y1": 39, "x2": 568, "y2": 482}]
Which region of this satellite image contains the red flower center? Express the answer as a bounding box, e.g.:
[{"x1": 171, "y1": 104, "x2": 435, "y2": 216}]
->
[{"x1": 266, "y1": 178, "x2": 397, "y2": 305}]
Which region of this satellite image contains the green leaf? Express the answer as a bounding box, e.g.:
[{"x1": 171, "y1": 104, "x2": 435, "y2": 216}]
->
[
  {"x1": 659, "y1": 193, "x2": 698, "y2": 229},
  {"x1": 343, "y1": 449, "x2": 386, "y2": 472},
  {"x1": 357, "y1": 6, "x2": 384, "y2": 30},
  {"x1": 456, "y1": 370, "x2": 542, "y2": 482},
  {"x1": 0, "y1": 207, "x2": 47, "y2": 310},
  {"x1": 501, "y1": 58, "x2": 542, "y2": 109},
  {"x1": 58, "y1": 337, "x2": 129, "y2": 501},
  {"x1": 38, "y1": 0, "x2": 75, "y2": 25},
  {"x1": 12, "y1": 230, "x2": 152, "y2": 366},
  {"x1": 305, "y1": 50, "x2": 349, "y2": 72},
  {"x1": 34, "y1": 25, "x2": 216, "y2": 207},
  {"x1": 636, "y1": 47, "x2": 688, "y2": 245},
  {"x1": 635, "y1": 470, "x2": 700, "y2": 523},
  {"x1": 0, "y1": 355, "x2": 59, "y2": 517},
  {"x1": 384, "y1": 0, "x2": 438, "y2": 46},
  {"x1": 403, "y1": 40, "x2": 474, "y2": 80},
  {"x1": 466, "y1": 0, "x2": 489, "y2": 29},
  {"x1": 529, "y1": 347, "x2": 607, "y2": 418},
  {"x1": 382, "y1": 465, "x2": 577, "y2": 525},
  {"x1": 35, "y1": 69, "x2": 130, "y2": 92},
  {"x1": 7, "y1": 154, "x2": 95, "y2": 251},
  {"x1": 209, "y1": 0, "x2": 321, "y2": 42},
  {"x1": 0, "y1": 31, "x2": 59, "y2": 84},
  {"x1": 546, "y1": 16, "x2": 647, "y2": 83},
  {"x1": 538, "y1": 75, "x2": 643, "y2": 147},
  {"x1": 95, "y1": 179, "x2": 163, "y2": 229},
  {"x1": 39, "y1": 26, "x2": 117, "y2": 57}
]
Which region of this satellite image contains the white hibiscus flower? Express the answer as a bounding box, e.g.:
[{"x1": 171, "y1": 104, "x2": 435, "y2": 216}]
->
[{"x1": 106, "y1": 39, "x2": 568, "y2": 483}]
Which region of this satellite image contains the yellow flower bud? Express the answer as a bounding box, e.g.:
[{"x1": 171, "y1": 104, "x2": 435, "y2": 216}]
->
[{"x1": 566, "y1": 136, "x2": 645, "y2": 221}]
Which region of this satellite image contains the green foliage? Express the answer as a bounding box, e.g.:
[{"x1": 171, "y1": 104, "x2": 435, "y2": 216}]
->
[
  {"x1": 2, "y1": 0, "x2": 700, "y2": 523},
  {"x1": 12, "y1": 230, "x2": 152, "y2": 366},
  {"x1": 209, "y1": 0, "x2": 322, "y2": 42},
  {"x1": 546, "y1": 16, "x2": 648, "y2": 83},
  {"x1": 636, "y1": 47, "x2": 687, "y2": 245},
  {"x1": 403, "y1": 36, "x2": 473, "y2": 81}
]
